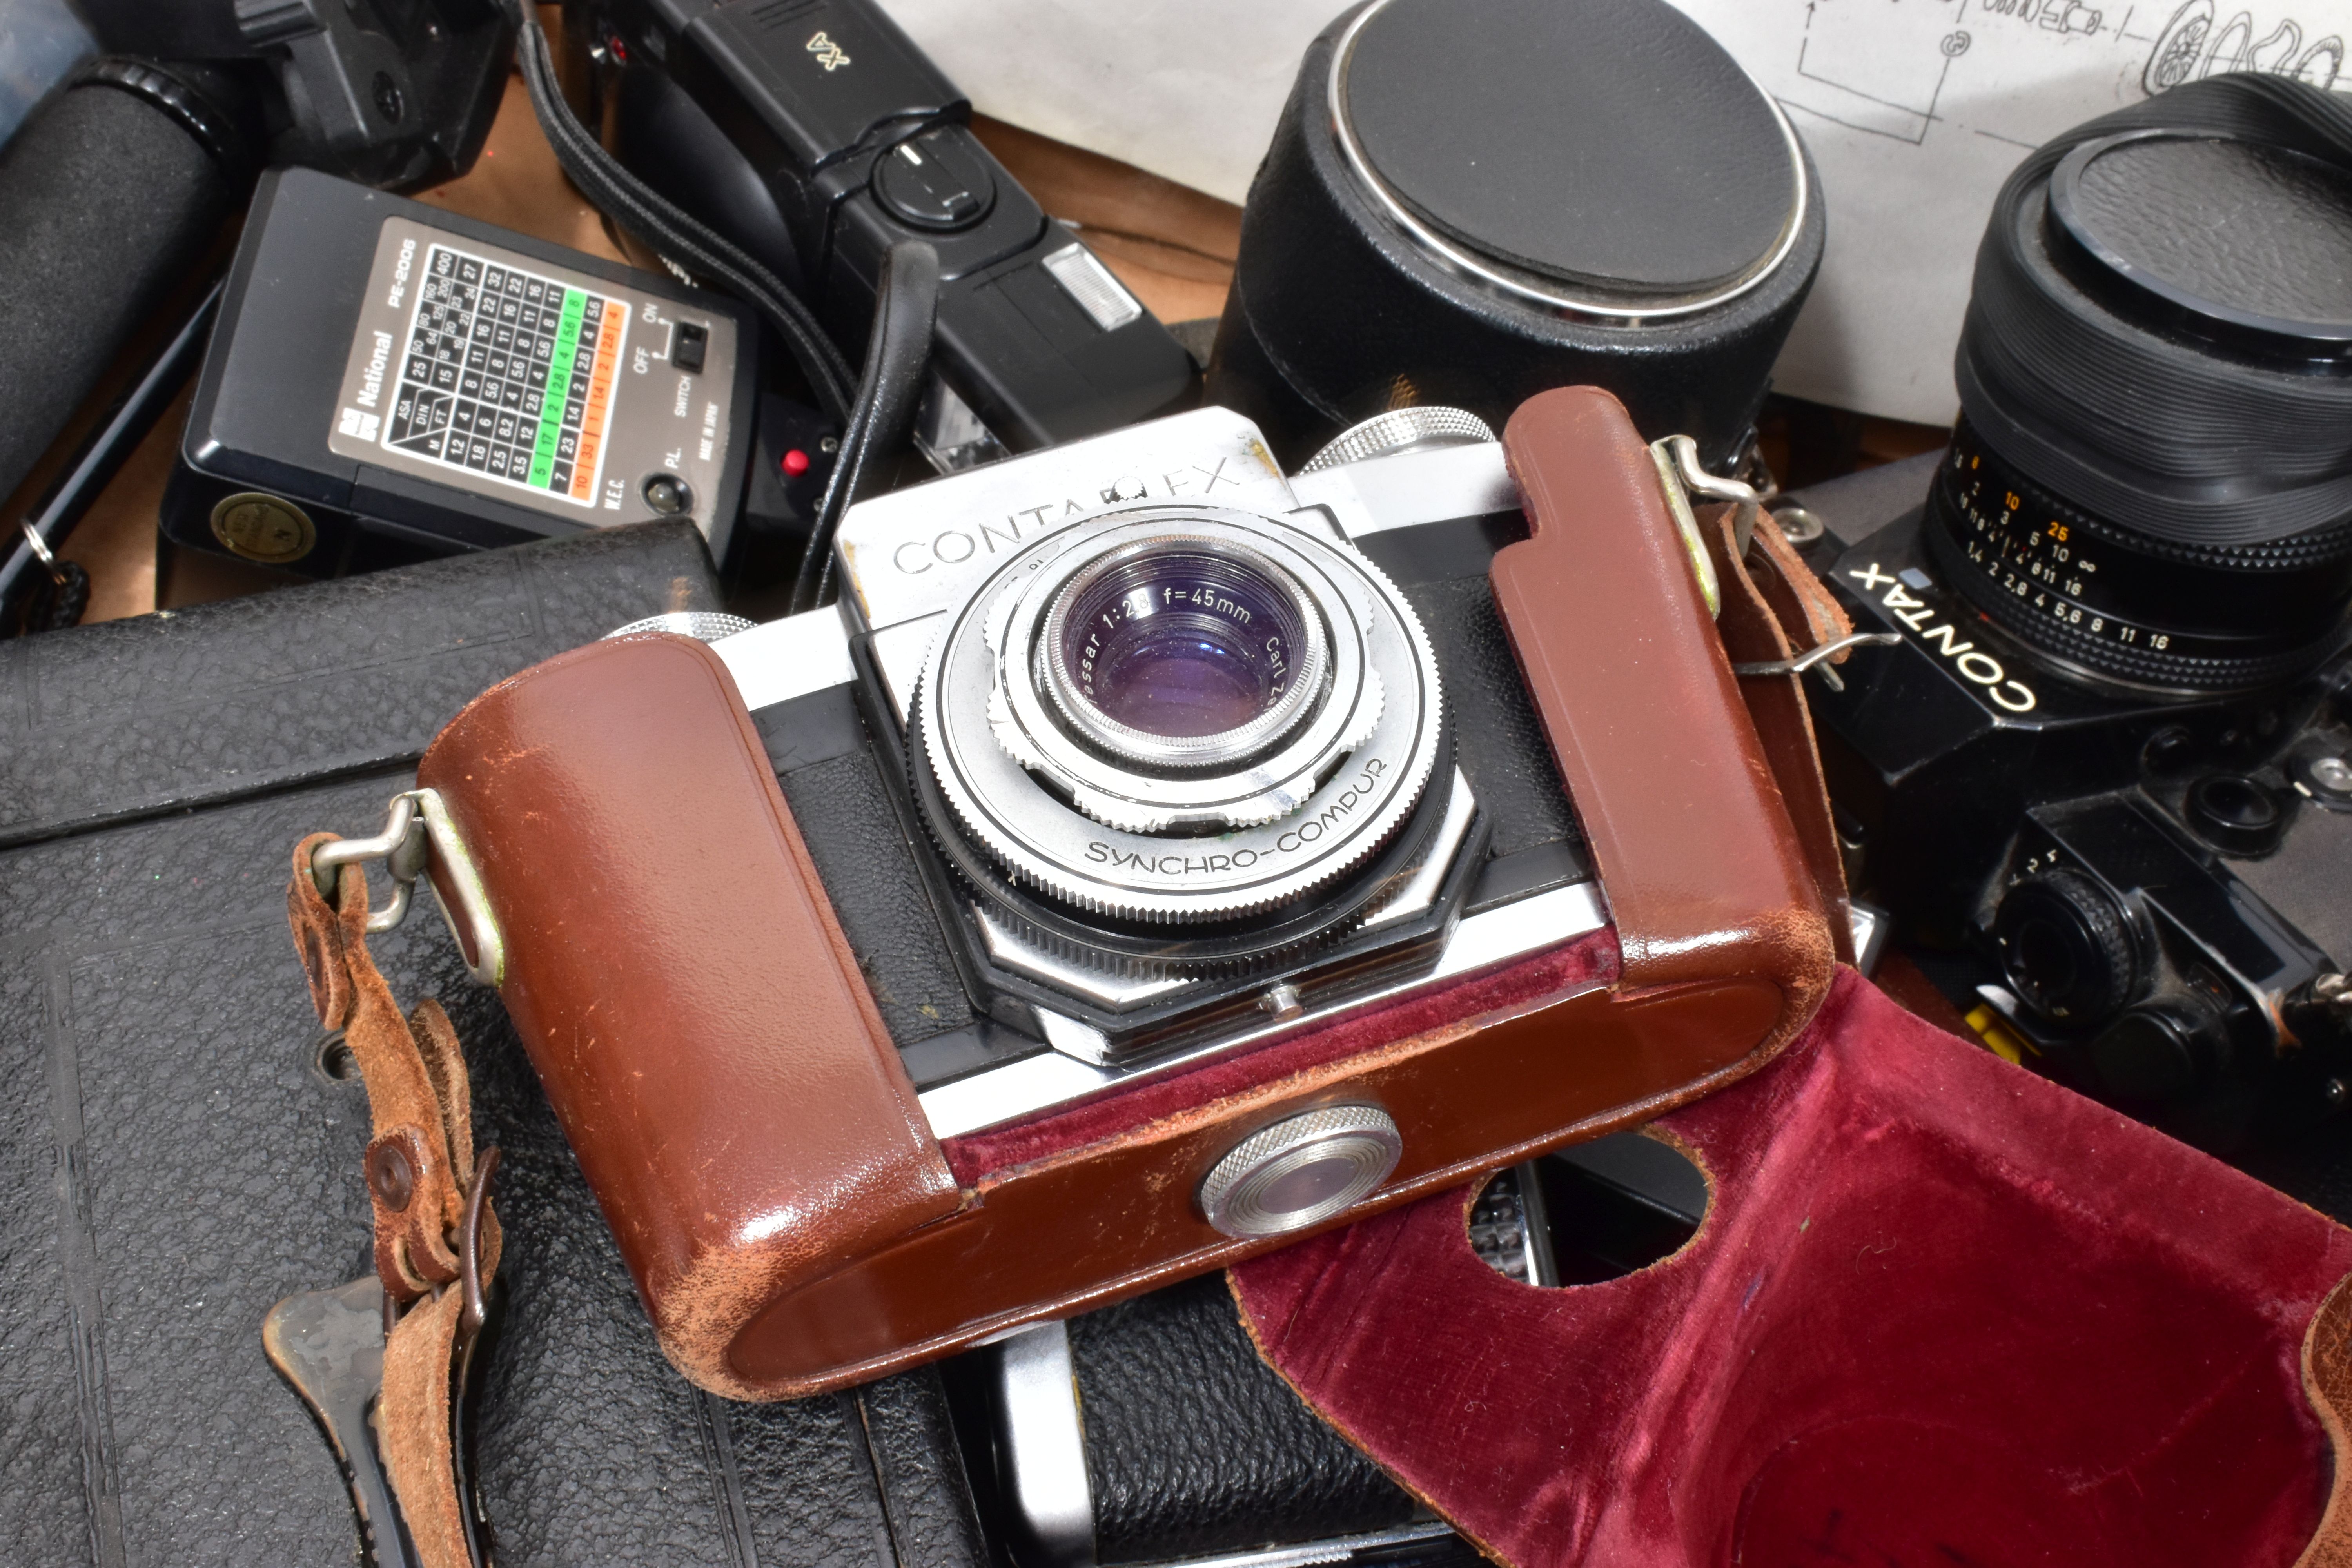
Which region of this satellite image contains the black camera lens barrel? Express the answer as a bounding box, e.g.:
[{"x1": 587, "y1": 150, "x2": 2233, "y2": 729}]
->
[
  {"x1": 1935, "y1": 74, "x2": 2352, "y2": 691},
  {"x1": 0, "y1": 59, "x2": 249, "y2": 509},
  {"x1": 1959, "y1": 78, "x2": 2352, "y2": 546},
  {"x1": 1926, "y1": 421, "x2": 2352, "y2": 689},
  {"x1": 1209, "y1": 0, "x2": 1824, "y2": 469}
]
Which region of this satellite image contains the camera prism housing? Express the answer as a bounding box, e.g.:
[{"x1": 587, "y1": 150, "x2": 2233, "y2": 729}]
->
[{"x1": 405, "y1": 388, "x2": 1834, "y2": 1396}]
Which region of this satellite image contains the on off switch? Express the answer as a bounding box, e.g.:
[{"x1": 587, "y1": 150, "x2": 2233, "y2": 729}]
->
[{"x1": 673, "y1": 321, "x2": 708, "y2": 375}]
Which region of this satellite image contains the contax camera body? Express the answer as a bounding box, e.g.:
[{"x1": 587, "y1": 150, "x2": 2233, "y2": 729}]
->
[
  {"x1": 1811, "y1": 475, "x2": 2352, "y2": 1152},
  {"x1": 1802, "y1": 76, "x2": 2352, "y2": 1152},
  {"x1": 399, "y1": 388, "x2": 1835, "y2": 1397}
]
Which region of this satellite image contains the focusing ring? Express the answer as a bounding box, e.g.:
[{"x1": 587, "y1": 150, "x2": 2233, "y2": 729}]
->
[
  {"x1": 1925, "y1": 423, "x2": 2352, "y2": 693},
  {"x1": 916, "y1": 505, "x2": 1444, "y2": 928},
  {"x1": 76, "y1": 58, "x2": 254, "y2": 183}
]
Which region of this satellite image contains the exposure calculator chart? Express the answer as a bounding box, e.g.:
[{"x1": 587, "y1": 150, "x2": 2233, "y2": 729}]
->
[{"x1": 379, "y1": 245, "x2": 628, "y2": 506}]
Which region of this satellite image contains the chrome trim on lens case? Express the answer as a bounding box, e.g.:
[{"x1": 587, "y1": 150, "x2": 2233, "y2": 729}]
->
[{"x1": 1326, "y1": 0, "x2": 1810, "y2": 322}]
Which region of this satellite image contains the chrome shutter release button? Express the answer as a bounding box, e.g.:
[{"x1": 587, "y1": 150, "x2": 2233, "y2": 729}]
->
[{"x1": 1198, "y1": 1105, "x2": 1403, "y2": 1239}]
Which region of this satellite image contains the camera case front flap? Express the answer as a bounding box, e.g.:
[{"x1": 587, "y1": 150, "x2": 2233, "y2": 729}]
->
[{"x1": 417, "y1": 387, "x2": 1832, "y2": 1399}]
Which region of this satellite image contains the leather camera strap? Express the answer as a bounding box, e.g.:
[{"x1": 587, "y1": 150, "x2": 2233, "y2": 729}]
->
[{"x1": 287, "y1": 835, "x2": 500, "y2": 1568}]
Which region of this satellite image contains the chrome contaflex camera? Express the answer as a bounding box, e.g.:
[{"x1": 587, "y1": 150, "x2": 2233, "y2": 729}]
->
[
  {"x1": 706, "y1": 401, "x2": 1618, "y2": 1105},
  {"x1": 391, "y1": 385, "x2": 1827, "y2": 1393}
]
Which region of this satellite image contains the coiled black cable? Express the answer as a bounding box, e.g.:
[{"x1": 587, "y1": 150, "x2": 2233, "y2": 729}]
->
[
  {"x1": 793, "y1": 241, "x2": 941, "y2": 613},
  {"x1": 498, "y1": 0, "x2": 855, "y2": 421}
]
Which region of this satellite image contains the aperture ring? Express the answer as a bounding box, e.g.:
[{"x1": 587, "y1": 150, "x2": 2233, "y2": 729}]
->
[
  {"x1": 1925, "y1": 422, "x2": 2352, "y2": 692},
  {"x1": 1922, "y1": 509, "x2": 2347, "y2": 692},
  {"x1": 1951, "y1": 423, "x2": 2352, "y2": 575}
]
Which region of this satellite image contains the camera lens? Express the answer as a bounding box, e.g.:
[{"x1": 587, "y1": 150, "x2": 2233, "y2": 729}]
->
[
  {"x1": 1043, "y1": 539, "x2": 1325, "y2": 765},
  {"x1": 1929, "y1": 83, "x2": 2352, "y2": 694},
  {"x1": 915, "y1": 505, "x2": 1448, "y2": 964}
]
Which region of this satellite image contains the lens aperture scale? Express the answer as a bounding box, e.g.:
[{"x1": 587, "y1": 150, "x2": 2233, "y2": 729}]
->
[{"x1": 1926, "y1": 425, "x2": 2352, "y2": 692}]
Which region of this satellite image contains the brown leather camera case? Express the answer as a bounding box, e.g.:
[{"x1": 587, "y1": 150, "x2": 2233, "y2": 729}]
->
[{"x1": 415, "y1": 387, "x2": 1834, "y2": 1398}]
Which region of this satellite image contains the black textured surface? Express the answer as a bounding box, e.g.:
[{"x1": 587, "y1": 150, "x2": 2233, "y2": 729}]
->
[
  {"x1": 1397, "y1": 573, "x2": 1583, "y2": 865},
  {"x1": 1346, "y1": 0, "x2": 1793, "y2": 294},
  {"x1": 1069, "y1": 1273, "x2": 1417, "y2": 1563},
  {"x1": 0, "y1": 522, "x2": 720, "y2": 847},
  {"x1": 859, "y1": 1368, "x2": 991, "y2": 1568},
  {"x1": 775, "y1": 746, "x2": 978, "y2": 1050},
  {"x1": 0, "y1": 527, "x2": 987, "y2": 1564},
  {"x1": 1205, "y1": 4, "x2": 1823, "y2": 472},
  {"x1": 0, "y1": 80, "x2": 231, "y2": 505},
  {"x1": 2068, "y1": 136, "x2": 2352, "y2": 325}
]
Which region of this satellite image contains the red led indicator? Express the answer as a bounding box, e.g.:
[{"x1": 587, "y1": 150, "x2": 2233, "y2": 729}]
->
[{"x1": 781, "y1": 448, "x2": 812, "y2": 477}]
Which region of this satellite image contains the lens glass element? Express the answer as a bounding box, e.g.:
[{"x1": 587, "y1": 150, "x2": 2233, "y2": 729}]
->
[{"x1": 1046, "y1": 540, "x2": 1324, "y2": 760}]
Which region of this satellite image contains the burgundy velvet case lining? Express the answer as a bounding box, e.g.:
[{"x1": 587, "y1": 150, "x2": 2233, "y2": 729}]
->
[{"x1": 1230, "y1": 971, "x2": 2352, "y2": 1568}]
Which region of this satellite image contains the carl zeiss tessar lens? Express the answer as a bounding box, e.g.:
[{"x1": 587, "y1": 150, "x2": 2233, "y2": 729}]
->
[
  {"x1": 915, "y1": 504, "x2": 1444, "y2": 941},
  {"x1": 1043, "y1": 538, "x2": 1327, "y2": 767}
]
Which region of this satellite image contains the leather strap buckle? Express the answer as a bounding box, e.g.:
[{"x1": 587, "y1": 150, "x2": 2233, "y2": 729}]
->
[
  {"x1": 285, "y1": 824, "x2": 506, "y2": 1568},
  {"x1": 454, "y1": 1145, "x2": 501, "y2": 1347},
  {"x1": 380, "y1": 1145, "x2": 502, "y2": 1340},
  {"x1": 309, "y1": 789, "x2": 506, "y2": 987}
]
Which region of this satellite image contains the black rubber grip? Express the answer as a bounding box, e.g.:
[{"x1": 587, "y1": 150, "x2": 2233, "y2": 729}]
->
[{"x1": 0, "y1": 76, "x2": 235, "y2": 505}]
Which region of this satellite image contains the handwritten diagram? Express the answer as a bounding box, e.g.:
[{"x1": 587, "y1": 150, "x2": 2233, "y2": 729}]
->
[
  {"x1": 1780, "y1": 0, "x2": 2343, "y2": 147},
  {"x1": 2143, "y1": 3, "x2": 2343, "y2": 90}
]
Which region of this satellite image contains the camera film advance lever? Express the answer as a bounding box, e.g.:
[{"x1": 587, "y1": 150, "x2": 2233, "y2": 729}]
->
[{"x1": 163, "y1": 167, "x2": 757, "y2": 577}]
